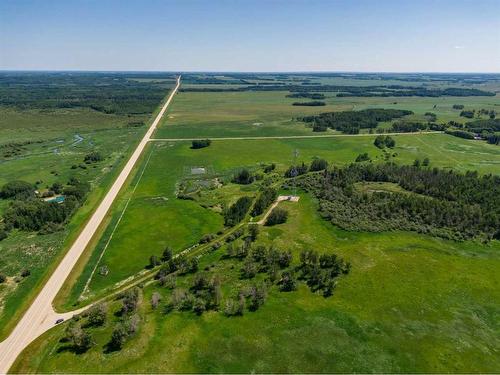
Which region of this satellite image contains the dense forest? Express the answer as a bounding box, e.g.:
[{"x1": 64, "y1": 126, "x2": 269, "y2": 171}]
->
[
  {"x1": 291, "y1": 163, "x2": 500, "y2": 241},
  {"x1": 301, "y1": 109, "x2": 413, "y2": 133},
  {"x1": 0, "y1": 72, "x2": 175, "y2": 115}
]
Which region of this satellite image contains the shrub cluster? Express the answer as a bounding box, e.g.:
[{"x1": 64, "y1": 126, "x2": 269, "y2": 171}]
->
[
  {"x1": 223, "y1": 196, "x2": 253, "y2": 226},
  {"x1": 191, "y1": 139, "x2": 211, "y2": 149}
]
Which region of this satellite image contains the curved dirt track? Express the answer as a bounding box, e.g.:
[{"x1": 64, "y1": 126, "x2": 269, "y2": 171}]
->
[{"x1": 0, "y1": 76, "x2": 181, "y2": 374}]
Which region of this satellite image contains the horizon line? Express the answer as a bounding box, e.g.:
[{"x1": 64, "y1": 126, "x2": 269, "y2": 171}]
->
[{"x1": 1, "y1": 69, "x2": 500, "y2": 75}]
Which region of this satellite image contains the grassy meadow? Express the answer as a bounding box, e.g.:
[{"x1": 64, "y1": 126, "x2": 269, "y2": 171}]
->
[
  {"x1": 60, "y1": 133, "x2": 500, "y2": 308},
  {"x1": 4, "y1": 72, "x2": 500, "y2": 373},
  {"x1": 154, "y1": 89, "x2": 500, "y2": 139},
  {"x1": 12, "y1": 192, "x2": 500, "y2": 373}
]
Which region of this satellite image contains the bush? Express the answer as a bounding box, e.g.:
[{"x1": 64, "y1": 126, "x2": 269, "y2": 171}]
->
[
  {"x1": 355, "y1": 153, "x2": 370, "y2": 162},
  {"x1": 374, "y1": 135, "x2": 395, "y2": 149},
  {"x1": 460, "y1": 110, "x2": 475, "y2": 119},
  {"x1": 224, "y1": 196, "x2": 253, "y2": 226},
  {"x1": 232, "y1": 169, "x2": 254, "y2": 185},
  {"x1": 20, "y1": 269, "x2": 30, "y2": 277},
  {"x1": 109, "y1": 324, "x2": 128, "y2": 350},
  {"x1": 191, "y1": 139, "x2": 211, "y2": 149},
  {"x1": 0, "y1": 273, "x2": 6, "y2": 283},
  {"x1": 265, "y1": 208, "x2": 289, "y2": 226},
  {"x1": 453, "y1": 104, "x2": 464, "y2": 110},
  {"x1": 284, "y1": 163, "x2": 308, "y2": 178},
  {"x1": 251, "y1": 187, "x2": 277, "y2": 216},
  {"x1": 0, "y1": 180, "x2": 35, "y2": 200},
  {"x1": 263, "y1": 163, "x2": 276, "y2": 173},
  {"x1": 87, "y1": 303, "x2": 107, "y2": 326},
  {"x1": 310, "y1": 158, "x2": 328, "y2": 171},
  {"x1": 279, "y1": 271, "x2": 298, "y2": 292},
  {"x1": 84, "y1": 151, "x2": 103, "y2": 164}
]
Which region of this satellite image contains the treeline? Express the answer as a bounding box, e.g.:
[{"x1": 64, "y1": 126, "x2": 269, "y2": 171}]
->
[
  {"x1": 445, "y1": 119, "x2": 500, "y2": 145},
  {"x1": 292, "y1": 163, "x2": 500, "y2": 241},
  {"x1": 286, "y1": 92, "x2": 325, "y2": 99},
  {"x1": 445, "y1": 129, "x2": 475, "y2": 139},
  {"x1": 292, "y1": 101, "x2": 325, "y2": 106},
  {"x1": 251, "y1": 187, "x2": 277, "y2": 216},
  {"x1": 301, "y1": 109, "x2": 413, "y2": 133},
  {"x1": 180, "y1": 84, "x2": 495, "y2": 97}
]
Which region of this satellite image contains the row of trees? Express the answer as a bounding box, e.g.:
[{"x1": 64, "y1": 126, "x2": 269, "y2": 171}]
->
[
  {"x1": 301, "y1": 109, "x2": 413, "y2": 133},
  {"x1": 223, "y1": 196, "x2": 253, "y2": 226},
  {"x1": 292, "y1": 101, "x2": 325, "y2": 106},
  {"x1": 286, "y1": 92, "x2": 325, "y2": 99},
  {"x1": 251, "y1": 187, "x2": 277, "y2": 216},
  {"x1": 182, "y1": 84, "x2": 495, "y2": 98}
]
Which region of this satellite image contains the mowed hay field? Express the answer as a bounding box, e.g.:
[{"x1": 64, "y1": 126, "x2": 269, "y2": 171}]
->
[
  {"x1": 13, "y1": 192, "x2": 500, "y2": 373},
  {"x1": 154, "y1": 89, "x2": 500, "y2": 139},
  {"x1": 61, "y1": 133, "x2": 500, "y2": 306}
]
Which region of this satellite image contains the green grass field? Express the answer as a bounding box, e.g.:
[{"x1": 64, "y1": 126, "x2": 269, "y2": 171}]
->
[
  {"x1": 154, "y1": 90, "x2": 500, "y2": 139},
  {"x1": 4, "y1": 72, "x2": 500, "y2": 373},
  {"x1": 12, "y1": 192, "x2": 500, "y2": 373},
  {"x1": 0, "y1": 76, "x2": 173, "y2": 339},
  {"x1": 59, "y1": 133, "x2": 500, "y2": 309}
]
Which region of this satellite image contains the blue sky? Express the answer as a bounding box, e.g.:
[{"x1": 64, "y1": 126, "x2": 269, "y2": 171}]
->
[{"x1": 1, "y1": 0, "x2": 499, "y2": 72}]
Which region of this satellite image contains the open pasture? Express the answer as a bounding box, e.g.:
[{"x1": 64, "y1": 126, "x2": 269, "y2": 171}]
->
[
  {"x1": 13, "y1": 191, "x2": 500, "y2": 373},
  {"x1": 64, "y1": 132, "x2": 500, "y2": 307},
  {"x1": 155, "y1": 87, "x2": 500, "y2": 139}
]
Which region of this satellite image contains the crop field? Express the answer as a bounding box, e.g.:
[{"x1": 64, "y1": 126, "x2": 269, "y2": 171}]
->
[{"x1": 0, "y1": 72, "x2": 174, "y2": 339}]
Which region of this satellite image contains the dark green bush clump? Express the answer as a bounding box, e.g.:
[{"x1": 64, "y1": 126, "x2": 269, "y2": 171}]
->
[
  {"x1": 0, "y1": 180, "x2": 35, "y2": 200},
  {"x1": 191, "y1": 139, "x2": 212, "y2": 149},
  {"x1": 445, "y1": 129, "x2": 475, "y2": 140},
  {"x1": 374, "y1": 135, "x2": 396, "y2": 149},
  {"x1": 251, "y1": 187, "x2": 277, "y2": 217},
  {"x1": 224, "y1": 196, "x2": 253, "y2": 226},
  {"x1": 310, "y1": 158, "x2": 328, "y2": 171},
  {"x1": 355, "y1": 153, "x2": 370, "y2": 162},
  {"x1": 284, "y1": 163, "x2": 308, "y2": 178},
  {"x1": 84, "y1": 151, "x2": 103, "y2": 164},
  {"x1": 265, "y1": 207, "x2": 289, "y2": 226}
]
